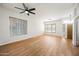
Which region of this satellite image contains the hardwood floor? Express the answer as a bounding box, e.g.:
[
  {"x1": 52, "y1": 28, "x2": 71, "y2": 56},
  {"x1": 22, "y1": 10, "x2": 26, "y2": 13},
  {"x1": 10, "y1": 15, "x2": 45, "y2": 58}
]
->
[{"x1": 0, "y1": 35, "x2": 79, "y2": 56}]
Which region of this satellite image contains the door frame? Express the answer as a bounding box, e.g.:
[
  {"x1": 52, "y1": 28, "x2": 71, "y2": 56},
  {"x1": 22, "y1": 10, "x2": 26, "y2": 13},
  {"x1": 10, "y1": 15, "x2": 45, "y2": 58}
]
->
[{"x1": 73, "y1": 16, "x2": 79, "y2": 46}]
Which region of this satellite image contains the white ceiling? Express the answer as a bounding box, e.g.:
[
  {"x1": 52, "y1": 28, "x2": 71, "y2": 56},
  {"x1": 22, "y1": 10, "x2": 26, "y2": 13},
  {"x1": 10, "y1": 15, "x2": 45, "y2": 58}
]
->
[{"x1": 0, "y1": 3, "x2": 75, "y2": 20}]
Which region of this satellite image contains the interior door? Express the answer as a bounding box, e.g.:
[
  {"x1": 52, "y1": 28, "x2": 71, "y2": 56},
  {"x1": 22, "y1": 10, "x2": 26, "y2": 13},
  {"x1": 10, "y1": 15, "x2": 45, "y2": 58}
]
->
[{"x1": 67, "y1": 24, "x2": 72, "y2": 39}]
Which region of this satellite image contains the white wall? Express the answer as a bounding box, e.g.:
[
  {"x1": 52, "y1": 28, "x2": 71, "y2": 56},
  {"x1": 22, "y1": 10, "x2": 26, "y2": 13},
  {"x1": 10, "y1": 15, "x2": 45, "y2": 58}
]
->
[{"x1": 0, "y1": 6, "x2": 43, "y2": 45}]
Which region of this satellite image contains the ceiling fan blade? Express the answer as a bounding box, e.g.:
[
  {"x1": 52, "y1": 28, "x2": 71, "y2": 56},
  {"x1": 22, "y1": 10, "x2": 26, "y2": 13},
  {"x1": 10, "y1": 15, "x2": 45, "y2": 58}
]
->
[
  {"x1": 20, "y1": 10, "x2": 26, "y2": 13},
  {"x1": 22, "y1": 3, "x2": 28, "y2": 9},
  {"x1": 29, "y1": 11, "x2": 35, "y2": 14},
  {"x1": 15, "y1": 7, "x2": 24, "y2": 10},
  {"x1": 29, "y1": 8, "x2": 35, "y2": 11}
]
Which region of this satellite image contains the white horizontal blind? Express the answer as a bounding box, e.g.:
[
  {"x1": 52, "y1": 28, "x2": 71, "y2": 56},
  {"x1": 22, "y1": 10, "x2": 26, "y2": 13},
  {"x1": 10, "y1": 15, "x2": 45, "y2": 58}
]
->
[
  {"x1": 9, "y1": 17, "x2": 27, "y2": 36},
  {"x1": 45, "y1": 24, "x2": 56, "y2": 33}
]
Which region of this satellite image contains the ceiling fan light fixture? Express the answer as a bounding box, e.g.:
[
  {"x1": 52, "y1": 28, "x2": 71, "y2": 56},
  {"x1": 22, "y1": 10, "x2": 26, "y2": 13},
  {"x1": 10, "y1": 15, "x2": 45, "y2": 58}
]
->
[
  {"x1": 25, "y1": 11, "x2": 28, "y2": 13},
  {"x1": 15, "y1": 3, "x2": 36, "y2": 16}
]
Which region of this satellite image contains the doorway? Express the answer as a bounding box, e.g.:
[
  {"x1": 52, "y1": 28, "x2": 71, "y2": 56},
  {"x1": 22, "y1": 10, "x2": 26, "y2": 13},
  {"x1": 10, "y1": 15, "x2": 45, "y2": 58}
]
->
[{"x1": 67, "y1": 24, "x2": 73, "y2": 39}]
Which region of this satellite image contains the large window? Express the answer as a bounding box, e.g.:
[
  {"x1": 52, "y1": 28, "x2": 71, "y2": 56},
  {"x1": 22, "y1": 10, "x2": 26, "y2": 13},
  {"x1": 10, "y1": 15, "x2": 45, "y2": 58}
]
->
[
  {"x1": 45, "y1": 24, "x2": 56, "y2": 33},
  {"x1": 9, "y1": 17, "x2": 27, "y2": 36}
]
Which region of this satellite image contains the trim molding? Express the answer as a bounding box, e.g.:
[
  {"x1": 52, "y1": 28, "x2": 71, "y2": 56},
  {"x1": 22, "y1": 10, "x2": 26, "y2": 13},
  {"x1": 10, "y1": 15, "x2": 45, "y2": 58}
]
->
[{"x1": 0, "y1": 34, "x2": 42, "y2": 46}]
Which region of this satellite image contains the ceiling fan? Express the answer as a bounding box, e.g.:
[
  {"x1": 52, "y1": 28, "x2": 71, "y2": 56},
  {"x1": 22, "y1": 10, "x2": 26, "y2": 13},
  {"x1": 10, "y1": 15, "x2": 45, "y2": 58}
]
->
[{"x1": 15, "y1": 3, "x2": 36, "y2": 16}]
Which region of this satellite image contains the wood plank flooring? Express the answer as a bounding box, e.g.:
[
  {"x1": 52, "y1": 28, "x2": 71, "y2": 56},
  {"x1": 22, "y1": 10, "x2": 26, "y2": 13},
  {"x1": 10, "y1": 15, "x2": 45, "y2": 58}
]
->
[{"x1": 0, "y1": 35, "x2": 79, "y2": 56}]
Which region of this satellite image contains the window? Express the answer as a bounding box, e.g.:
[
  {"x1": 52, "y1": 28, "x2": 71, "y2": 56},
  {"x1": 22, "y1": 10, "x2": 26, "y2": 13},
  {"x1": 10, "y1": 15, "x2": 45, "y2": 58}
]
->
[
  {"x1": 9, "y1": 17, "x2": 27, "y2": 36},
  {"x1": 45, "y1": 23, "x2": 56, "y2": 33},
  {"x1": 51, "y1": 24, "x2": 56, "y2": 32}
]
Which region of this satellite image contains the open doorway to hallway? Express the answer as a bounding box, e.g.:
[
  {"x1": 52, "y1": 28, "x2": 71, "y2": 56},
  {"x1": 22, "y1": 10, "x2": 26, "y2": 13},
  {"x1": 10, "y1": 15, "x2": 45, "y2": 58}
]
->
[{"x1": 67, "y1": 24, "x2": 73, "y2": 39}]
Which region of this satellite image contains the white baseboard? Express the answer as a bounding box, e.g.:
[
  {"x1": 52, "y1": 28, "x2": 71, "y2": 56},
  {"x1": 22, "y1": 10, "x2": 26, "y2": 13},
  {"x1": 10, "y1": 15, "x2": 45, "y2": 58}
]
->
[
  {"x1": 0, "y1": 34, "x2": 42, "y2": 46},
  {"x1": 44, "y1": 33, "x2": 63, "y2": 37}
]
